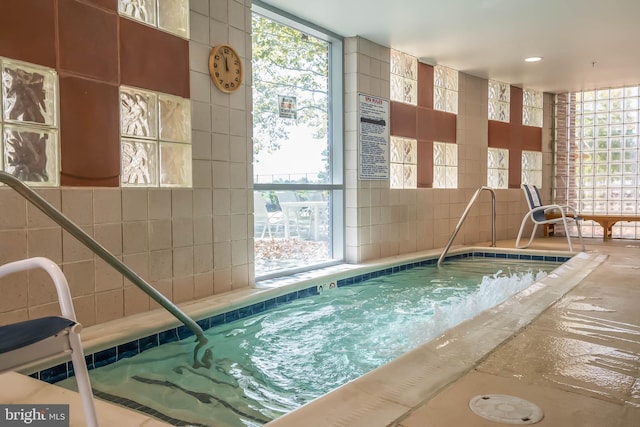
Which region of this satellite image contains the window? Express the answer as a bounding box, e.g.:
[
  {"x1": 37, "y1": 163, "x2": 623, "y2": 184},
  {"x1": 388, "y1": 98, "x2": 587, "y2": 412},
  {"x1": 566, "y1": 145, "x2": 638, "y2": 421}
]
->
[
  {"x1": 118, "y1": 0, "x2": 189, "y2": 38},
  {"x1": 252, "y1": 5, "x2": 343, "y2": 278},
  {"x1": 488, "y1": 80, "x2": 510, "y2": 122},
  {"x1": 433, "y1": 141, "x2": 458, "y2": 188},
  {"x1": 390, "y1": 136, "x2": 417, "y2": 189},
  {"x1": 522, "y1": 150, "x2": 542, "y2": 187},
  {"x1": 487, "y1": 147, "x2": 509, "y2": 189},
  {"x1": 523, "y1": 89, "x2": 543, "y2": 127},
  {"x1": 555, "y1": 86, "x2": 640, "y2": 238},
  {"x1": 0, "y1": 58, "x2": 59, "y2": 186},
  {"x1": 433, "y1": 65, "x2": 458, "y2": 114},
  {"x1": 390, "y1": 50, "x2": 417, "y2": 105},
  {"x1": 119, "y1": 86, "x2": 192, "y2": 187}
]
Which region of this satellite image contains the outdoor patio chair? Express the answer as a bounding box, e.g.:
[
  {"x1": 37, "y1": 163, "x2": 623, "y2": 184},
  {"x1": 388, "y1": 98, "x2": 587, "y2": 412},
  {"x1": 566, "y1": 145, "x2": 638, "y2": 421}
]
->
[
  {"x1": 516, "y1": 184, "x2": 585, "y2": 252},
  {"x1": 0, "y1": 257, "x2": 98, "y2": 427}
]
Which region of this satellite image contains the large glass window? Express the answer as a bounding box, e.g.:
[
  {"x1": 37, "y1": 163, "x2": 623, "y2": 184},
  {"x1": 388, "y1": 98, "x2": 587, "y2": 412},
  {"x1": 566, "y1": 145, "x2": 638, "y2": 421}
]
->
[
  {"x1": 555, "y1": 86, "x2": 640, "y2": 238},
  {"x1": 252, "y1": 3, "x2": 343, "y2": 278}
]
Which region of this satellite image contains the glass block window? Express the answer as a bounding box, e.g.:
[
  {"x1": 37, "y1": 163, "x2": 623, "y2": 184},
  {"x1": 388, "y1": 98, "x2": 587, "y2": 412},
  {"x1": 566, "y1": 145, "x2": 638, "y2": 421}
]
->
[
  {"x1": 120, "y1": 86, "x2": 191, "y2": 187},
  {"x1": 0, "y1": 58, "x2": 59, "y2": 186},
  {"x1": 523, "y1": 89, "x2": 543, "y2": 127},
  {"x1": 555, "y1": 86, "x2": 640, "y2": 239},
  {"x1": 390, "y1": 136, "x2": 417, "y2": 189},
  {"x1": 433, "y1": 141, "x2": 458, "y2": 188},
  {"x1": 118, "y1": 0, "x2": 189, "y2": 39},
  {"x1": 522, "y1": 150, "x2": 542, "y2": 187},
  {"x1": 433, "y1": 66, "x2": 458, "y2": 114},
  {"x1": 488, "y1": 80, "x2": 510, "y2": 122},
  {"x1": 390, "y1": 50, "x2": 417, "y2": 106},
  {"x1": 487, "y1": 147, "x2": 509, "y2": 189}
]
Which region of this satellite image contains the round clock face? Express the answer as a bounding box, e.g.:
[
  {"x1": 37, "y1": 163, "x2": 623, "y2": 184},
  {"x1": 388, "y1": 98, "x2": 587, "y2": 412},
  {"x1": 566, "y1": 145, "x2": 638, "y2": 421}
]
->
[{"x1": 208, "y1": 44, "x2": 243, "y2": 93}]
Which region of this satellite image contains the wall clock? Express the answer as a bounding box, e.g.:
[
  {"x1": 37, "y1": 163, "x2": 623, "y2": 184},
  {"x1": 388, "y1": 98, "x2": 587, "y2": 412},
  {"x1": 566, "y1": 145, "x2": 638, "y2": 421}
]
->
[{"x1": 208, "y1": 44, "x2": 243, "y2": 93}]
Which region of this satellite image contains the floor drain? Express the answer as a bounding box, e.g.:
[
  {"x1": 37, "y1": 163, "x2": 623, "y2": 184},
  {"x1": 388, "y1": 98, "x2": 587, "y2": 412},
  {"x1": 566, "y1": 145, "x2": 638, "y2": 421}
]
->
[{"x1": 469, "y1": 394, "x2": 544, "y2": 424}]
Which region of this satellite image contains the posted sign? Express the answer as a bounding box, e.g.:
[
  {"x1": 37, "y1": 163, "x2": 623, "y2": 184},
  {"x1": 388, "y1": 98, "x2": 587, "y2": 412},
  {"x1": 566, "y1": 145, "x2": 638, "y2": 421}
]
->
[{"x1": 358, "y1": 94, "x2": 389, "y2": 180}]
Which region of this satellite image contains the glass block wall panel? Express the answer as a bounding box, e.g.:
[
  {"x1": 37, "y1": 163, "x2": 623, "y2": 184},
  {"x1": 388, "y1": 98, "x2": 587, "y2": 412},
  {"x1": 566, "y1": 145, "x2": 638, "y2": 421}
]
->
[
  {"x1": 488, "y1": 80, "x2": 510, "y2": 122},
  {"x1": 523, "y1": 89, "x2": 543, "y2": 127},
  {"x1": 121, "y1": 138, "x2": 158, "y2": 186},
  {"x1": 0, "y1": 58, "x2": 59, "y2": 186},
  {"x1": 120, "y1": 87, "x2": 157, "y2": 139},
  {"x1": 390, "y1": 162, "x2": 403, "y2": 189},
  {"x1": 487, "y1": 147, "x2": 508, "y2": 188},
  {"x1": 433, "y1": 65, "x2": 458, "y2": 114},
  {"x1": 390, "y1": 136, "x2": 403, "y2": 163},
  {"x1": 159, "y1": 93, "x2": 190, "y2": 143},
  {"x1": 2, "y1": 60, "x2": 58, "y2": 126},
  {"x1": 119, "y1": 0, "x2": 156, "y2": 26},
  {"x1": 120, "y1": 87, "x2": 191, "y2": 187},
  {"x1": 390, "y1": 137, "x2": 417, "y2": 189},
  {"x1": 554, "y1": 85, "x2": 640, "y2": 239},
  {"x1": 119, "y1": 0, "x2": 189, "y2": 39},
  {"x1": 389, "y1": 50, "x2": 417, "y2": 106},
  {"x1": 522, "y1": 150, "x2": 542, "y2": 187},
  {"x1": 3, "y1": 125, "x2": 58, "y2": 186},
  {"x1": 433, "y1": 141, "x2": 457, "y2": 188},
  {"x1": 157, "y1": 0, "x2": 189, "y2": 38},
  {"x1": 159, "y1": 141, "x2": 192, "y2": 187}
]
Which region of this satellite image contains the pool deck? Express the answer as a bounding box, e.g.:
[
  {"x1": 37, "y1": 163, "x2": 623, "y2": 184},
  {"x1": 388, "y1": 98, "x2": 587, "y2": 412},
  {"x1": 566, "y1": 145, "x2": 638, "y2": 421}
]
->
[{"x1": 1, "y1": 237, "x2": 639, "y2": 426}]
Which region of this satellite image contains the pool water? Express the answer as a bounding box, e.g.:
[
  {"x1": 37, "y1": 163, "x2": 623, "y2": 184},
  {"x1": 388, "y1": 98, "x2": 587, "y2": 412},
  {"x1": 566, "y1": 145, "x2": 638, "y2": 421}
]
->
[{"x1": 63, "y1": 258, "x2": 559, "y2": 426}]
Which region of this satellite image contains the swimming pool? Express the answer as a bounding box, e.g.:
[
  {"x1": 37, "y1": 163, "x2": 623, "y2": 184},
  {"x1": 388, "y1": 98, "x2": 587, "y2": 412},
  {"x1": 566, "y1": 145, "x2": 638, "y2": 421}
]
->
[{"x1": 52, "y1": 251, "x2": 567, "y2": 426}]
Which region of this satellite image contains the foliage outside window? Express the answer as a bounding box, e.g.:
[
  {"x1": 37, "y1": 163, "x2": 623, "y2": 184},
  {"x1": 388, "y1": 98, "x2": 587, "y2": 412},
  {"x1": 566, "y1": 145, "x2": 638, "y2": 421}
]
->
[
  {"x1": 555, "y1": 86, "x2": 640, "y2": 238},
  {"x1": 488, "y1": 80, "x2": 510, "y2": 123},
  {"x1": 252, "y1": 7, "x2": 343, "y2": 278},
  {"x1": 118, "y1": 0, "x2": 189, "y2": 39},
  {"x1": 523, "y1": 89, "x2": 543, "y2": 127},
  {"x1": 521, "y1": 150, "x2": 542, "y2": 188},
  {"x1": 120, "y1": 86, "x2": 192, "y2": 187},
  {"x1": 433, "y1": 141, "x2": 457, "y2": 188},
  {"x1": 390, "y1": 50, "x2": 417, "y2": 106},
  {"x1": 487, "y1": 147, "x2": 509, "y2": 189},
  {"x1": 390, "y1": 136, "x2": 417, "y2": 189},
  {"x1": 0, "y1": 58, "x2": 59, "y2": 186},
  {"x1": 433, "y1": 66, "x2": 458, "y2": 114}
]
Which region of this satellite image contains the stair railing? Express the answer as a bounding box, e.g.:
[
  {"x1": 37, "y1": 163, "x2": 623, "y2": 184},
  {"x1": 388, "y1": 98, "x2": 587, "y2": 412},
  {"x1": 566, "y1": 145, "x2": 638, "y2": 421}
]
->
[
  {"x1": 437, "y1": 186, "x2": 496, "y2": 267},
  {"x1": 0, "y1": 172, "x2": 211, "y2": 369}
]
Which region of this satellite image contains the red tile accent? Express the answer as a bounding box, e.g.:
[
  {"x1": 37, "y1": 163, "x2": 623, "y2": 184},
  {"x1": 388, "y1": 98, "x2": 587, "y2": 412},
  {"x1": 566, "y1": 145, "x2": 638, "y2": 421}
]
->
[
  {"x1": 82, "y1": 0, "x2": 117, "y2": 11},
  {"x1": 510, "y1": 86, "x2": 523, "y2": 125},
  {"x1": 418, "y1": 63, "x2": 434, "y2": 109},
  {"x1": 120, "y1": 17, "x2": 189, "y2": 98},
  {"x1": 59, "y1": 76, "x2": 120, "y2": 186},
  {"x1": 58, "y1": 0, "x2": 118, "y2": 82},
  {"x1": 0, "y1": 0, "x2": 56, "y2": 68},
  {"x1": 417, "y1": 140, "x2": 433, "y2": 188},
  {"x1": 417, "y1": 107, "x2": 456, "y2": 143},
  {"x1": 390, "y1": 102, "x2": 417, "y2": 139}
]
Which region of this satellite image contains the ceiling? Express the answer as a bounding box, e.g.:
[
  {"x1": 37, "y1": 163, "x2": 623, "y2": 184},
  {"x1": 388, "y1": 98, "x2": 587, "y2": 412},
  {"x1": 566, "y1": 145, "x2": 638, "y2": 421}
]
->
[{"x1": 258, "y1": 0, "x2": 640, "y2": 94}]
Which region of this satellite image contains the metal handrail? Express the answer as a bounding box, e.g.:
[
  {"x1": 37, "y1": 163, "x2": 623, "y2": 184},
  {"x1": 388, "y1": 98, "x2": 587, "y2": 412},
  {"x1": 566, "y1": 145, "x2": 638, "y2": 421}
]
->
[
  {"x1": 437, "y1": 186, "x2": 496, "y2": 267},
  {"x1": 0, "y1": 172, "x2": 211, "y2": 368}
]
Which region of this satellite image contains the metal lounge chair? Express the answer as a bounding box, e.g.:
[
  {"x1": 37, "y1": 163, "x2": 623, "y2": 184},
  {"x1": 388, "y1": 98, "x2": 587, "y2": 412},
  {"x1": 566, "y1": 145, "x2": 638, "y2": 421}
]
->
[
  {"x1": 0, "y1": 257, "x2": 98, "y2": 427},
  {"x1": 516, "y1": 184, "x2": 585, "y2": 252}
]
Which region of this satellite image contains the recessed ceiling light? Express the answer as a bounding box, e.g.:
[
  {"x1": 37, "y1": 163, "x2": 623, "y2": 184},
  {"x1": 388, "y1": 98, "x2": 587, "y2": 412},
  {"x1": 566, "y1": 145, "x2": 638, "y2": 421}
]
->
[{"x1": 525, "y1": 56, "x2": 543, "y2": 62}]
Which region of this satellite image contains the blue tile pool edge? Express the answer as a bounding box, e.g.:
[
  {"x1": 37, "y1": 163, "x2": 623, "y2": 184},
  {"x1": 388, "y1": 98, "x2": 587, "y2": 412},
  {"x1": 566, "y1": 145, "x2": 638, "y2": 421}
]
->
[{"x1": 32, "y1": 250, "x2": 571, "y2": 384}]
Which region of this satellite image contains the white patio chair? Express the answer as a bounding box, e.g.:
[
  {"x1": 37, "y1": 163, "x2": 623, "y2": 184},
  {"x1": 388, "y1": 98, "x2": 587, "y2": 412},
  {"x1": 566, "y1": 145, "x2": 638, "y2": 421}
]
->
[
  {"x1": 516, "y1": 184, "x2": 585, "y2": 252},
  {"x1": 0, "y1": 257, "x2": 98, "y2": 427},
  {"x1": 254, "y1": 192, "x2": 283, "y2": 238}
]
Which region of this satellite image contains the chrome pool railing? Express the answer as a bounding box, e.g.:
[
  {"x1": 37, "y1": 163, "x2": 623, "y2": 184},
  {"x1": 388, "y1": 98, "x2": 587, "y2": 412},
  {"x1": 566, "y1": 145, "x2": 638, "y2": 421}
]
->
[
  {"x1": 0, "y1": 171, "x2": 211, "y2": 369},
  {"x1": 437, "y1": 186, "x2": 496, "y2": 267}
]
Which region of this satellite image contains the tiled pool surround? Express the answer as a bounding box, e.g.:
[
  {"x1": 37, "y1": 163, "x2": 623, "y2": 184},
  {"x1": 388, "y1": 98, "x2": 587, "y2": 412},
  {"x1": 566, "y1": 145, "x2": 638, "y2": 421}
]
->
[{"x1": 30, "y1": 249, "x2": 571, "y2": 385}]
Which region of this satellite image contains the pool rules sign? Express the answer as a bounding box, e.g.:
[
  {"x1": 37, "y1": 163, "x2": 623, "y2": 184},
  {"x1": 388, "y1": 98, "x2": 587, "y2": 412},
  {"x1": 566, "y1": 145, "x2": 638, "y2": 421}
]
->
[{"x1": 358, "y1": 94, "x2": 389, "y2": 180}]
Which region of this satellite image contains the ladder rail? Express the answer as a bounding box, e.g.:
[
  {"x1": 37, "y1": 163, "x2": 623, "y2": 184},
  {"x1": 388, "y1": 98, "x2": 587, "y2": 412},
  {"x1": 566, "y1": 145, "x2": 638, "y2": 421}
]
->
[
  {"x1": 437, "y1": 186, "x2": 496, "y2": 267},
  {"x1": 0, "y1": 171, "x2": 211, "y2": 368}
]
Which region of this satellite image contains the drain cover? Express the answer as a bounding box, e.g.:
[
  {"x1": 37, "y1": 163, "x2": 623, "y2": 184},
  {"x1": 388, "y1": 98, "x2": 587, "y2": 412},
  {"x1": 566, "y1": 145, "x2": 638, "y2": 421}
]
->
[{"x1": 469, "y1": 394, "x2": 544, "y2": 424}]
